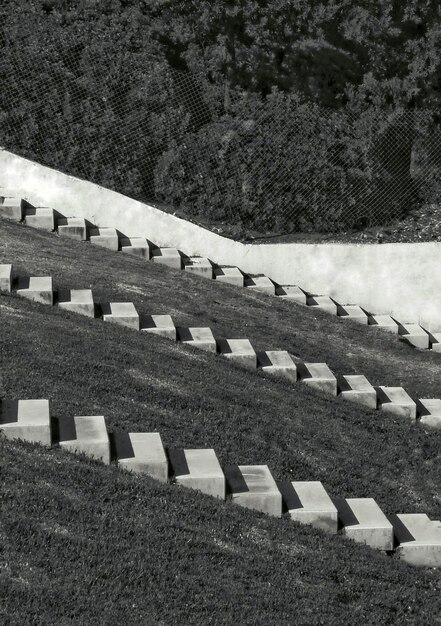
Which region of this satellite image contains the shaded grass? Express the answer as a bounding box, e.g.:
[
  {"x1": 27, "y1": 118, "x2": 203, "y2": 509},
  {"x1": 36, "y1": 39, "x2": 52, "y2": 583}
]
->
[
  {"x1": 1, "y1": 436, "x2": 441, "y2": 626},
  {"x1": 1, "y1": 293, "x2": 440, "y2": 520},
  {"x1": 1, "y1": 218, "x2": 440, "y2": 403}
]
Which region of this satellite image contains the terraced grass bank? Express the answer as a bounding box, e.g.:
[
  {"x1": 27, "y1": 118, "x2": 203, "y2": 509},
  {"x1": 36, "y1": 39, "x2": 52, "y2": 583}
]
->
[
  {"x1": 2, "y1": 261, "x2": 440, "y2": 429},
  {"x1": 2, "y1": 202, "x2": 441, "y2": 621},
  {"x1": 1, "y1": 216, "x2": 441, "y2": 401},
  {"x1": 2, "y1": 194, "x2": 440, "y2": 350},
  {"x1": 2, "y1": 438, "x2": 441, "y2": 625}
]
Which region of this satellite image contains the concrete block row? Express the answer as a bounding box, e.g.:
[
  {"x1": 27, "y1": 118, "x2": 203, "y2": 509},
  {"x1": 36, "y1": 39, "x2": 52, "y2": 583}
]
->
[
  {"x1": 4, "y1": 263, "x2": 440, "y2": 429},
  {"x1": 2, "y1": 196, "x2": 439, "y2": 352},
  {"x1": 0, "y1": 197, "x2": 56, "y2": 230},
  {"x1": 1, "y1": 398, "x2": 439, "y2": 565}
]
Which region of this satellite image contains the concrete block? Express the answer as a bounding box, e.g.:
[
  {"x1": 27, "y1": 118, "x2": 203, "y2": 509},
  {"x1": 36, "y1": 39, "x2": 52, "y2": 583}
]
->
[
  {"x1": 306, "y1": 295, "x2": 338, "y2": 315},
  {"x1": 393, "y1": 513, "x2": 441, "y2": 567},
  {"x1": 24, "y1": 206, "x2": 55, "y2": 231},
  {"x1": 275, "y1": 285, "x2": 307, "y2": 304},
  {"x1": 284, "y1": 481, "x2": 338, "y2": 533},
  {"x1": 59, "y1": 415, "x2": 110, "y2": 464},
  {"x1": 57, "y1": 289, "x2": 95, "y2": 317},
  {"x1": 338, "y1": 497, "x2": 394, "y2": 551},
  {"x1": 368, "y1": 314, "x2": 399, "y2": 333},
  {"x1": 115, "y1": 432, "x2": 168, "y2": 481},
  {"x1": 397, "y1": 323, "x2": 430, "y2": 349},
  {"x1": 0, "y1": 264, "x2": 12, "y2": 292},
  {"x1": 430, "y1": 333, "x2": 441, "y2": 352},
  {"x1": 183, "y1": 257, "x2": 213, "y2": 279},
  {"x1": 338, "y1": 374, "x2": 377, "y2": 409},
  {"x1": 297, "y1": 362, "x2": 337, "y2": 396},
  {"x1": 376, "y1": 386, "x2": 417, "y2": 420},
  {"x1": 101, "y1": 302, "x2": 140, "y2": 330},
  {"x1": 170, "y1": 448, "x2": 225, "y2": 500},
  {"x1": 141, "y1": 314, "x2": 176, "y2": 340},
  {"x1": 417, "y1": 398, "x2": 441, "y2": 429},
  {"x1": 0, "y1": 399, "x2": 51, "y2": 446},
  {"x1": 89, "y1": 227, "x2": 119, "y2": 251},
  {"x1": 214, "y1": 266, "x2": 244, "y2": 287},
  {"x1": 225, "y1": 464, "x2": 282, "y2": 517},
  {"x1": 337, "y1": 304, "x2": 369, "y2": 324},
  {"x1": 57, "y1": 217, "x2": 87, "y2": 240},
  {"x1": 151, "y1": 247, "x2": 182, "y2": 270},
  {"x1": 244, "y1": 275, "x2": 276, "y2": 296},
  {"x1": 217, "y1": 338, "x2": 257, "y2": 369},
  {"x1": 120, "y1": 237, "x2": 151, "y2": 259},
  {"x1": 257, "y1": 350, "x2": 297, "y2": 383},
  {"x1": 0, "y1": 196, "x2": 26, "y2": 220},
  {"x1": 16, "y1": 276, "x2": 53, "y2": 305},
  {"x1": 177, "y1": 327, "x2": 217, "y2": 352}
]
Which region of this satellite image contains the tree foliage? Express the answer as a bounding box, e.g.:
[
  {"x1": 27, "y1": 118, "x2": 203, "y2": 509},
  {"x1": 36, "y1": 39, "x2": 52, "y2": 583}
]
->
[{"x1": 2, "y1": 0, "x2": 441, "y2": 232}]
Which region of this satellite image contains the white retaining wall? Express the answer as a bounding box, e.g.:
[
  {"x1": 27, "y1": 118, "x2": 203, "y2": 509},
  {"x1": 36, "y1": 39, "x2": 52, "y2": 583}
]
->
[{"x1": 1, "y1": 148, "x2": 440, "y2": 331}]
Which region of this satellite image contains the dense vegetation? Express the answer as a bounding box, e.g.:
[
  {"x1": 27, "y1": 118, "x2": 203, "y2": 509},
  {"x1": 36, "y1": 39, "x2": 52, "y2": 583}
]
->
[{"x1": 2, "y1": 1, "x2": 441, "y2": 232}]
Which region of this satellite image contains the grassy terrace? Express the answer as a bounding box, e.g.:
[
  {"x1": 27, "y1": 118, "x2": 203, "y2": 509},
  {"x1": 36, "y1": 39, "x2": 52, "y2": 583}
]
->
[
  {"x1": 1, "y1": 217, "x2": 441, "y2": 401},
  {"x1": 1, "y1": 217, "x2": 441, "y2": 622},
  {"x1": 1, "y1": 217, "x2": 441, "y2": 507},
  {"x1": 2, "y1": 291, "x2": 441, "y2": 516},
  {"x1": 1, "y1": 438, "x2": 440, "y2": 625}
]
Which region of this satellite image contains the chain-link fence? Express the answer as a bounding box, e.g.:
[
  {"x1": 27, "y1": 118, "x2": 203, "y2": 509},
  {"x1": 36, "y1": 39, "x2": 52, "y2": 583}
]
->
[{"x1": 2, "y1": 53, "x2": 441, "y2": 234}]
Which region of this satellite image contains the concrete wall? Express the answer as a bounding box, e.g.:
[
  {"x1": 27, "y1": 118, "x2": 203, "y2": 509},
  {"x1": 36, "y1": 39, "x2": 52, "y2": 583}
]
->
[{"x1": 1, "y1": 148, "x2": 440, "y2": 331}]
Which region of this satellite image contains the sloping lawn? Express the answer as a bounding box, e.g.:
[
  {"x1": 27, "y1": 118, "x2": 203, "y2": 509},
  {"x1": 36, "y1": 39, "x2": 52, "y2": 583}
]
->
[
  {"x1": 1, "y1": 436, "x2": 441, "y2": 625},
  {"x1": 1, "y1": 217, "x2": 440, "y2": 402},
  {"x1": 1, "y1": 294, "x2": 440, "y2": 520}
]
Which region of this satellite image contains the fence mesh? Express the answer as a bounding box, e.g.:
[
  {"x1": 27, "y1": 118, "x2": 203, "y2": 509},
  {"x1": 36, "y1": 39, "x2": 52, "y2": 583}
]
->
[{"x1": 2, "y1": 53, "x2": 441, "y2": 234}]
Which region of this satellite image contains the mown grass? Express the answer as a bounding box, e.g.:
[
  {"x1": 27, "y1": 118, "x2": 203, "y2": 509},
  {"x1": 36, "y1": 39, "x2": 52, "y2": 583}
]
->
[
  {"x1": 2, "y1": 218, "x2": 441, "y2": 623},
  {"x1": 1, "y1": 436, "x2": 441, "y2": 626},
  {"x1": 1, "y1": 293, "x2": 440, "y2": 520},
  {"x1": 1, "y1": 217, "x2": 440, "y2": 402}
]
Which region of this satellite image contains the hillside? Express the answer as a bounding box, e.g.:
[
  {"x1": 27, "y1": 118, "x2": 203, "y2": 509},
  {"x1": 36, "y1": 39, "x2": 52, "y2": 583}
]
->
[
  {"x1": 1, "y1": 218, "x2": 440, "y2": 401},
  {"x1": 1, "y1": 436, "x2": 440, "y2": 625},
  {"x1": 1, "y1": 219, "x2": 441, "y2": 622}
]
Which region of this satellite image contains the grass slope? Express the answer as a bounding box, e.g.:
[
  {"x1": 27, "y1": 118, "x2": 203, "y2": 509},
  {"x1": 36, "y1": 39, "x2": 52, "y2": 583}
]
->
[
  {"x1": 1, "y1": 438, "x2": 441, "y2": 626},
  {"x1": 1, "y1": 293, "x2": 440, "y2": 519},
  {"x1": 1, "y1": 217, "x2": 441, "y2": 403},
  {"x1": 2, "y1": 219, "x2": 441, "y2": 622}
]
